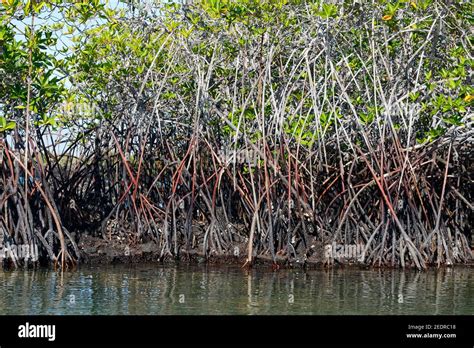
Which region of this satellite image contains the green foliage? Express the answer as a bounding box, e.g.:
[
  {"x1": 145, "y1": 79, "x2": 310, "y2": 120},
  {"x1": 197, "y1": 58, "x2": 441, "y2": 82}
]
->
[
  {"x1": 0, "y1": 116, "x2": 16, "y2": 132},
  {"x1": 311, "y1": 3, "x2": 338, "y2": 19},
  {"x1": 0, "y1": 0, "x2": 109, "y2": 132},
  {"x1": 1, "y1": 0, "x2": 471, "y2": 159}
]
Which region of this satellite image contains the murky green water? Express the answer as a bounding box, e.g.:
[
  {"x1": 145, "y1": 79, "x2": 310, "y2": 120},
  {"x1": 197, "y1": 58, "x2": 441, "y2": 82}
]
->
[{"x1": 0, "y1": 265, "x2": 473, "y2": 315}]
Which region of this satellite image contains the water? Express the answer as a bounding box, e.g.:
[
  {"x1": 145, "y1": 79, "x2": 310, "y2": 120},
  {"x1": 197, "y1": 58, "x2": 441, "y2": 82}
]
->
[{"x1": 0, "y1": 265, "x2": 473, "y2": 315}]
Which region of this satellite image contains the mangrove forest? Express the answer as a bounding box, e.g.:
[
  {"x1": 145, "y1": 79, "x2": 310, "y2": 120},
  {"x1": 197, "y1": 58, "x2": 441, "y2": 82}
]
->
[{"x1": 0, "y1": 0, "x2": 473, "y2": 270}]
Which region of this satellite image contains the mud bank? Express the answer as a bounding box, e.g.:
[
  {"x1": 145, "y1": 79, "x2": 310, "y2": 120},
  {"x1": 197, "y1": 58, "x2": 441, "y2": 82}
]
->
[
  {"x1": 77, "y1": 235, "x2": 474, "y2": 270},
  {"x1": 78, "y1": 234, "x2": 324, "y2": 269}
]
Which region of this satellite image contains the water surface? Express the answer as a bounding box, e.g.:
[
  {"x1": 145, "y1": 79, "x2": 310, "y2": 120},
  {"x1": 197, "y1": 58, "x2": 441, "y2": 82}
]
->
[{"x1": 0, "y1": 265, "x2": 472, "y2": 315}]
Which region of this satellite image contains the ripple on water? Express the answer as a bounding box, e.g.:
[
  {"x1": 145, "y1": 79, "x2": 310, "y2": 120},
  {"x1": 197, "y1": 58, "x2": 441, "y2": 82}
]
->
[{"x1": 0, "y1": 265, "x2": 473, "y2": 315}]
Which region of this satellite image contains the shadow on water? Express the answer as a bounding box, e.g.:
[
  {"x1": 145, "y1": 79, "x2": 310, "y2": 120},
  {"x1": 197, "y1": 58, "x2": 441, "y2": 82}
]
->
[{"x1": 0, "y1": 265, "x2": 473, "y2": 315}]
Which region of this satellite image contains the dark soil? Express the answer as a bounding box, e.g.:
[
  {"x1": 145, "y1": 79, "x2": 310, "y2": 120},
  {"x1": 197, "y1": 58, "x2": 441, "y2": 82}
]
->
[
  {"x1": 76, "y1": 234, "x2": 474, "y2": 269},
  {"x1": 77, "y1": 234, "x2": 331, "y2": 269}
]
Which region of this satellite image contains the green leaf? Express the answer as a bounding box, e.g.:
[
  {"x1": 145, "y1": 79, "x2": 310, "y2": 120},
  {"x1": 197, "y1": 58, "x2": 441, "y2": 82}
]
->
[
  {"x1": 442, "y1": 115, "x2": 463, "y2": 126},
  {"x1": 5, "y1": 121, "x2": 15, "y2": 130},
  {"x1": 24, "y1": 0, "x2": 31, "y2": 16},
  {"x1": 0, "y1": 117, "x2": 15, "y2": 132}
]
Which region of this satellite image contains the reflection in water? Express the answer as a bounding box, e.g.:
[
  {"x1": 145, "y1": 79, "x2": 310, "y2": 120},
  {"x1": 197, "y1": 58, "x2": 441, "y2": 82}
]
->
[{"x1": 0, "y1": 265, "x2": 473, "y2": 315}]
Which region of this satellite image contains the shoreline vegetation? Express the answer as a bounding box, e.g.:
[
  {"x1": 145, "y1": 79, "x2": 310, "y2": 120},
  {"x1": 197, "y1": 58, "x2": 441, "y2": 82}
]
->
[{"x1": 0, "y1": 0, "x2": 473, "y2": 270}]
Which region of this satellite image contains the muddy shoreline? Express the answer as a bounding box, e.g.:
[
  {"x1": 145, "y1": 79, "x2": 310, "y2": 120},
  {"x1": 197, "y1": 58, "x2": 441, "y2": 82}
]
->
[
  {"x1": 78, "y1": 234, "x2": 321, "y2": 269},
  {"x1": 76, "y1": 235, "x2": 474, "y2": 270}
]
